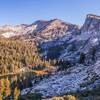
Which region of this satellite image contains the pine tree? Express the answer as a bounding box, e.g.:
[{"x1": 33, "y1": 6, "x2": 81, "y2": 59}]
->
[
  {"x1": 0, "y1": 94, "x2": 2, "y2": 100},
  {"x1": 14, "y1": 87, "x2": 20, "y2": 100},
  {"x1": 4, "y1": 79, "x2": 11, "y2": 97},
  {"x1": 0, "y1": 79, "x2": 5, "y2": 94}
]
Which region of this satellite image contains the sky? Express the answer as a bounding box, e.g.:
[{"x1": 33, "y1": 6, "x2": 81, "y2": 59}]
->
[{"x1": 0, "y1": 0, "x2": 100, "y2": 25}]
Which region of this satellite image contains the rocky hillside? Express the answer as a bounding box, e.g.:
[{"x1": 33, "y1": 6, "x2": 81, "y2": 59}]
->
[
  {"x1": 0, "y1": 19, "x2": 79, "y2": 43},
  {"x1": 0, "y1": 24, "x2": 35, "y2": 38},
  {"x1": 20, "y1": 14, "x2": 100, "y2": 98},
  {"x1": 40, "y1": 14, "x2": 100, "y2": 62}
]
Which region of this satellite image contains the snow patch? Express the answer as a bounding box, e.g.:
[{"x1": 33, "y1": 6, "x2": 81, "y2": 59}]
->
[
  {"x1": 92, "y1": 38, "x2": 98, "y2": 44},
  {"x1": 1, "y1": 32, "x2": 16, "y2": 38}
]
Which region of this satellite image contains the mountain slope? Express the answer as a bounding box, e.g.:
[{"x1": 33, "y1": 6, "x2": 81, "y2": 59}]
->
[
  {"x1": 0, "y1": 14, "x2": 100, "y2": 99},
  {"x1": 21, "y1": 14, "x2": 100, "y2": 98},
  {"x1": 0, "y1": 19, "x2": 79, "y2": 43}
]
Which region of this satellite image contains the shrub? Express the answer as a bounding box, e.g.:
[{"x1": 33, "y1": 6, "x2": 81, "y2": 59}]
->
[
  {"x1": 63, "y1": 95, "x2": 77, "y2": 100},
  {"x1": 51, "y1": 96, "x2": 64, "y2": 100},
  {"x1": 51, "y1": 95, "x2": 77, "y2": 100},
  {"x1": 79, "y1": 53, "x2": 86, "y2": 64}
]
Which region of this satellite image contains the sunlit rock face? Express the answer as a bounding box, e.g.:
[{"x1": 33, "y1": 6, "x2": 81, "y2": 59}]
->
[
  {"x1": 18, "y1": 19, "x2": 79, "y2": 43},
  {"x1": 0, "y1": 19, "x2": 79, "y2": 43},
  {"x1": 0, "y1": 24, "x2": 37, "y2": 38}
]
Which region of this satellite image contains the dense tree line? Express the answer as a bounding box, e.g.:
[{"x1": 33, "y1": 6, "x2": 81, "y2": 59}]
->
[{"x1": 0, "y1": 39, "x2": 51, "y2": 74}]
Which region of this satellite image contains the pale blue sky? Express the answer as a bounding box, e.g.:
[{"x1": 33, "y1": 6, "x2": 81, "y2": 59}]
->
[{"x1": 0, "y1": 0, "x2": 100, "y2": 25}]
